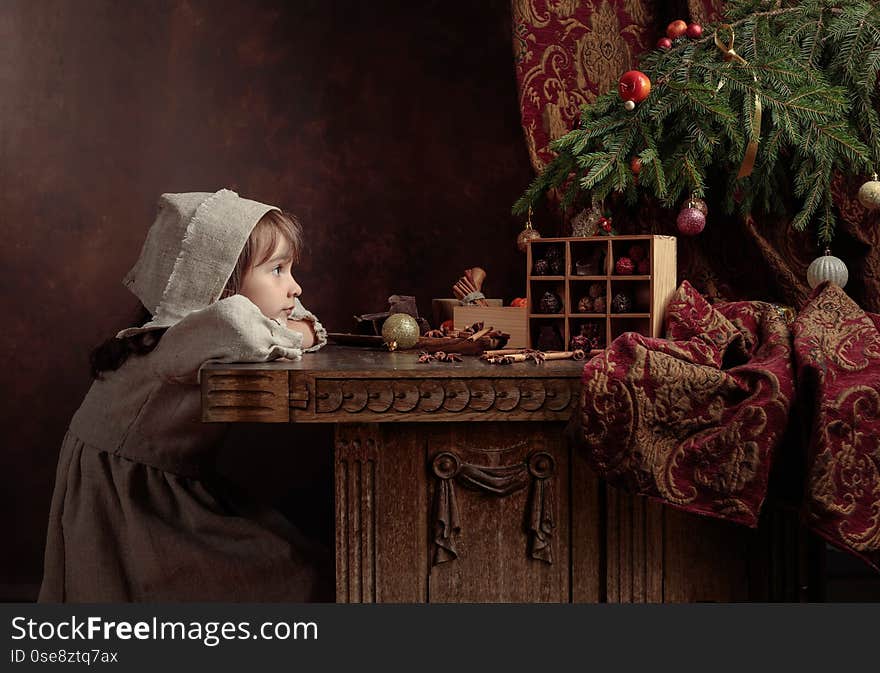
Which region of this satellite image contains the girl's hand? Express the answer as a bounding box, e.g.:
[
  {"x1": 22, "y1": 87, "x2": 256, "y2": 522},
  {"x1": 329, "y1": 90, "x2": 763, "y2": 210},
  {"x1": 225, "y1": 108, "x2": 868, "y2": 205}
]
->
[{"x1": 285, "y1": 318, "x2": 316, "y2": 349}]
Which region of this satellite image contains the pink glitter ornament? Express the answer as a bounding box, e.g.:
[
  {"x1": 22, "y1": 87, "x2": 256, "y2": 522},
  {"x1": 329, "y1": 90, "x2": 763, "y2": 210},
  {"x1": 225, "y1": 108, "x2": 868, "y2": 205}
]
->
[{"x1": 676, "y1": 206, "x2": 705, "y2": 236}]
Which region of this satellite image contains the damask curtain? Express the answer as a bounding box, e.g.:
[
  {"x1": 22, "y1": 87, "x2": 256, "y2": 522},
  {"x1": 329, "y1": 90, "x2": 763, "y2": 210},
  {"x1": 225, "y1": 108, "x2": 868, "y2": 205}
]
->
[{"x1": 512, "y1": 0, "x2": 880, "y2": 311}]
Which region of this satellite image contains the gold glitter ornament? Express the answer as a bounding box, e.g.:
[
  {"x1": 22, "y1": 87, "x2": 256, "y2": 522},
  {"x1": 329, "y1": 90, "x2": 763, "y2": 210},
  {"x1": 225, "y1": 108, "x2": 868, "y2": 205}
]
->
[
  {"x1": 381, "y1": 313, "x2": 421, "y2": 350},
  {"x1": 516, "y1": 207, "x2": 542, "y2": 252},
  {"x1": 571, "y1": 202, "x2": 602, "y2": 237}
]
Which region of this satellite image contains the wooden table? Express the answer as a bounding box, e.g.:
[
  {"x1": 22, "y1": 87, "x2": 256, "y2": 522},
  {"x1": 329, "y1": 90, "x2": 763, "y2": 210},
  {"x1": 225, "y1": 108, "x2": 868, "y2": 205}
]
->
[{"x1": 202, "y1": 346, "x2": 812, "y2": 603}]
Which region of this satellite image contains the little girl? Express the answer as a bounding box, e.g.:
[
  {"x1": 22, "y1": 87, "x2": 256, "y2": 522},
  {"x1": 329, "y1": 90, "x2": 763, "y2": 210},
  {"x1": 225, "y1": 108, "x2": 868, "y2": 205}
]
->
[{"x1": 39, "y1": 189, "x2": 330, "y2": 602}]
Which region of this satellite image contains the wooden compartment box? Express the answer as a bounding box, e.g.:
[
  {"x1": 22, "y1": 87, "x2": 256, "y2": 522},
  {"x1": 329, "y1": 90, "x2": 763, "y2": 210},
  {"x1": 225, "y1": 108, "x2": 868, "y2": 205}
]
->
[{"x1": 526, "y1": 235, "x2": 677, "y2": 349}]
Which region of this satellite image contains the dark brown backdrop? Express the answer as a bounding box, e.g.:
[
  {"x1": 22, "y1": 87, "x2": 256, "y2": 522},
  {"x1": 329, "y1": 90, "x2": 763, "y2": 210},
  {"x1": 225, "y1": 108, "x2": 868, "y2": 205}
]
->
[{"x1": 0, "y1": 0, "x2": 534, "y2": 599}]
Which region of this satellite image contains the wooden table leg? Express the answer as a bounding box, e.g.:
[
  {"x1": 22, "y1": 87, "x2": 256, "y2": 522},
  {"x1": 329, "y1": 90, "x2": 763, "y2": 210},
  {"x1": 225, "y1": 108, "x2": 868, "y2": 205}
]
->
[{"x1": 334, "y1": 423, "x2": 428, "y2": 603}]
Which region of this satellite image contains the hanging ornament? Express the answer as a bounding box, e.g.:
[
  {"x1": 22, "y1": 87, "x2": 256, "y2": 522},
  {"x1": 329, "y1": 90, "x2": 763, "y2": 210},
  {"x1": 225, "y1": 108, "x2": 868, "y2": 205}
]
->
[
  {"x1": 381, "y1": 313, "x2": 421, "y2": 350},
  {"x1": 618, "y1": 70, "x2": 651, "y2": 111},
  {"x1": 807, "y1": 248, "x2": 848, "y2": 289},
  {"x1": 667, "y1": 20, "x2": 687, "y2": 39},
  {"x1": 657, "y1": 37, "x2": 672, "y2": 50},
  {"x1": 630, "y1": 157, "x2": 642, "y2": 175},
  {"x1": 690, "y1": 197, "x2": 709, "y2": 217},
  {"x1": 516, "y1": 207, "x2": 542, "y2": 252},
  {"x1": 857, "y1": 172, "x2": 880, "y2": 210},
  {"x1": 571, "y1": 202, "x2": 603, "y2": 237},
  {"x1": 676, "y1": 200, "x2": 706, "y2": 236},
  {"x1": 686, "y1": 23, "x2": 703, "y2": 38}
]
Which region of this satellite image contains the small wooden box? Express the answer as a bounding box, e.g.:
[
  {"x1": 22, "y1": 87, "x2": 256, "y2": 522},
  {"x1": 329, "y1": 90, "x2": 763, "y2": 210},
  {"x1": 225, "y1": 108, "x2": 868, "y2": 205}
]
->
[
  {"x1": 433, "y1": 297, "x2": 503, "y2": 327},
  {"x1": 453, "y1": 305, "x2": 528, "y2": 348},
  {"x1": 526, "y1": 235, "x2": 677, "y2": 349}
]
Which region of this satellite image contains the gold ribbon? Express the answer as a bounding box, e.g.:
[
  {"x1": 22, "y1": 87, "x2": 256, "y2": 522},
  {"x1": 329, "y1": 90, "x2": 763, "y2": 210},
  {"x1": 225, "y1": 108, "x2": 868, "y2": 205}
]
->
[{"x1": 715, "y1": 24, "x2": 761, "y2": 179}]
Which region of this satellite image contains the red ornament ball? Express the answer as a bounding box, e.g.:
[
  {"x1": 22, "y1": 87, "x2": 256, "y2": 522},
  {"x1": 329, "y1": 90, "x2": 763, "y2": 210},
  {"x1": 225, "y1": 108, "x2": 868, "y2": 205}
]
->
[
  {"x1": 599, "y1": 217, "x2": 612, "y2": 233},
  {"x1": 630, "y1": 157, "x2": 642, "y2": 175},
  {"x1": 667, "y1": 20, "x2": 687, "y2": 39},
  {"x1": 686, "y1": 23, "x2": 703, "y2": 38},
  {"x1": 628, "y1": 244, "x2": 646, "y2": 262},
  {"x1": 615, "y1": 256, "x2": 635, "y2": 275},
  {"x1": 657, "y1": 37, "x2": 672, "y2": 50},
  {"x1": 637, "y1": 259, "x2": 650, "y2": 275},
  {"x1": 676, "y1": 207, "x2": 706, "y2": 236},
  {"x1": 618, "y1": 70, "x2": 651, "y2": 104}
]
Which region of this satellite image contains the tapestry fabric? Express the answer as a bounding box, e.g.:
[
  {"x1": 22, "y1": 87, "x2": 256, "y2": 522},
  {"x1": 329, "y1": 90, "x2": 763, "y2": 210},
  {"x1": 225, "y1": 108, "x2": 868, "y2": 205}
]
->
[
  {"x1": 575, "y1": 280, "x2": 794, "y2": 527},
  {"x1": 793, "y1": 283, "x2": 880, "y2": 572},
  {"x1": 512, "y1": 0, "x2": 661, "y2": 170}
]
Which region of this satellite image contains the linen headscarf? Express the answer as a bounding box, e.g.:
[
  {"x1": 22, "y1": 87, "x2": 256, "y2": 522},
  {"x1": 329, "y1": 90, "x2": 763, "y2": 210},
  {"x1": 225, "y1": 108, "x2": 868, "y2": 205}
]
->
[{"x1": 117, "y1": 189, "x2": 278, "y2": 338}]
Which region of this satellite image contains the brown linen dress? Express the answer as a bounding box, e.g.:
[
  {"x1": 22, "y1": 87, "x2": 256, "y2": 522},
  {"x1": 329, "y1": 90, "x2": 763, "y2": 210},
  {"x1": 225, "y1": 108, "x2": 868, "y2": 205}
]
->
[{"x1": 39, "y1": 294, "x2": 330, "y2": 602}]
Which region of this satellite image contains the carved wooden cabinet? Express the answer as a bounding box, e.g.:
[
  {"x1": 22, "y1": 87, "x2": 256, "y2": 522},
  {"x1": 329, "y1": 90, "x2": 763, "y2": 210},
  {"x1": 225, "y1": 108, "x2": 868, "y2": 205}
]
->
[{"x1": 202, "y1": 347, "x2": 810, "y2": 603}]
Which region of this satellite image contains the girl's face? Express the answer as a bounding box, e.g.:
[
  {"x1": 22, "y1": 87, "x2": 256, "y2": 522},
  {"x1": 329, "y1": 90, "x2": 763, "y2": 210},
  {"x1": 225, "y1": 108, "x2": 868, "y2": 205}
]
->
[{"x1": 238, "y1": 237, "x2": 302, "y2": 323}]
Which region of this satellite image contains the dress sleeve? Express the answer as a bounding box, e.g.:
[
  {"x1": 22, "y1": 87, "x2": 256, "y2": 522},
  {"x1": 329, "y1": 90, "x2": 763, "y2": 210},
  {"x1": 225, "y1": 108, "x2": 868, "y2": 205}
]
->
[
  {"x1": 289, "y1": 297, "x2": 328, "y2": 352},
  {"x1": 150, "y1": 294, "x2": 306, "y2": 385}
]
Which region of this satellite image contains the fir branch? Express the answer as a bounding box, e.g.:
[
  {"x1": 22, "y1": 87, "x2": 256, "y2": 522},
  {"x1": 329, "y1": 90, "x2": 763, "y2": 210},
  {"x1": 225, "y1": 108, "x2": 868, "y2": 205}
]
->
[
  {"x1": 817, "y1": 191, "x2": 836, "y2": 245},
  {"x1": 815, "y1": 122, "x2": 872, "y2": 168}
]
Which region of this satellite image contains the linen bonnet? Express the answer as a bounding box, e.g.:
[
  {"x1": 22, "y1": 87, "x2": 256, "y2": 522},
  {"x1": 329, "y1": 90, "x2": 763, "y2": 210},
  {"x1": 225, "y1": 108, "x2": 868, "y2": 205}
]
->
[{"x1": 117, "y1": 189, "x2": 279, "y2": 338}]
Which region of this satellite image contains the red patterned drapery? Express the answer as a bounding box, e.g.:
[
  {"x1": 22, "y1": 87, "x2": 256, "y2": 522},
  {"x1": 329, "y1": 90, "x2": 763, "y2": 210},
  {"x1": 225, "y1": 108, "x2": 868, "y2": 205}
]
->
[
  {"x1": 794, "y1": 284, "x2": 880, "y2": 572},
  {"x1": 512, "y1": 0, "x2": 667, "y2": 170},
  {"x1": 577, "y1": 280, "x2": 795, "y2": 528}
]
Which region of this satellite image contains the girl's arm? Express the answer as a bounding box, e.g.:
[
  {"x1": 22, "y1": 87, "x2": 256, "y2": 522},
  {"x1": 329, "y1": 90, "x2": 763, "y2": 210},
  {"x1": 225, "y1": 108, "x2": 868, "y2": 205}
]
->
[
  {"x1": 286, "y1": 298, "x2": 327, "y2": 352},
  {"x1": 286, "y1": 319, "x2": 316, "y2": 349},
  {"x1": 150, "y1": 294, "x2": 308, "y2": 385}
]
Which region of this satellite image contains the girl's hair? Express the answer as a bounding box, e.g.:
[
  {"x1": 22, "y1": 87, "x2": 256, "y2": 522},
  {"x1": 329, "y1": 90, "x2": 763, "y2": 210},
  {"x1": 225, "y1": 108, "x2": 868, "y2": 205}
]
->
[
  {"x1": 89, "y1": 304, "x2": 164, "y2": 379},
  {"x1": 220, "y1": 210, "x2": 304, "y2": 299},
  {"x1": 90, "y1": 210, "x2": 304, "y2": 379}
]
